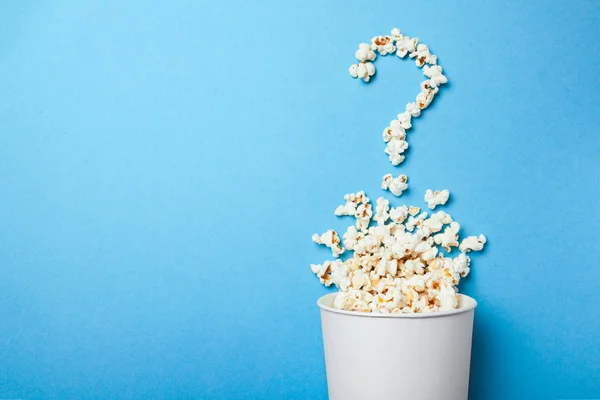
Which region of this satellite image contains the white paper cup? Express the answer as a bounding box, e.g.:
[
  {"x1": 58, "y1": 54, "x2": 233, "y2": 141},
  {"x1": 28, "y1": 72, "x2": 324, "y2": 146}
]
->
[{"x1": 318, "y1": 293, "x2": 477, "y2": 400}]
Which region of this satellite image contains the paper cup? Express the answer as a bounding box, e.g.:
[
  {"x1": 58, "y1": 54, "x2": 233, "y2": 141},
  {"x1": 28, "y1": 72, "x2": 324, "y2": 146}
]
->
[{"x1": 318, "y1": 293, "x2": 477, "y2": 400}]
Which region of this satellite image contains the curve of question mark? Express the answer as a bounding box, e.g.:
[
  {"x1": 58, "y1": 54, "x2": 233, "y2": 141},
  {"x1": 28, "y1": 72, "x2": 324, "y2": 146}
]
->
[{"x1": 349, "y1": 28, "x2": 447, "y2": 196}]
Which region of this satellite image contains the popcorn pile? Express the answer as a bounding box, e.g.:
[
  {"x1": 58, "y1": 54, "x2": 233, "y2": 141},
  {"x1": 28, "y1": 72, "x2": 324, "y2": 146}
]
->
[
  {"x1": 311, "y1": 191, "x2": 485, "y2": 313},
  {"x1": 311, "y1": 28, "x2": 486, "y2": 314}
]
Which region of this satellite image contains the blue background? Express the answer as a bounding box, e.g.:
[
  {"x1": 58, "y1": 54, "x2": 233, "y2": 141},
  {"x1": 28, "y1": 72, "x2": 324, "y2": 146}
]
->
[{"x1": 1, "y1": 1, "x2": 599, "y2": 399}]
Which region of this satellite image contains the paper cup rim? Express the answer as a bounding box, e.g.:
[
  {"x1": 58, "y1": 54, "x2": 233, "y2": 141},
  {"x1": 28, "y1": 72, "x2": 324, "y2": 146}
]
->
[{"x1": 317, "y1": 292, "x2": 477, "y2": 319}]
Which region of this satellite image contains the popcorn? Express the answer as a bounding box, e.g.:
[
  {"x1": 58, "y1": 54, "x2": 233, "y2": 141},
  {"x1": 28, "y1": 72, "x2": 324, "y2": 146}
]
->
[
  {"x1": 374, "y1": 197, "x2": 390, "y2": 225},
  {"x1": 417, "y1": 81, "x2": 439, "y2": 109},
  {"x1": 396, "y1": 112, "x2": 412, "y2": 130},
  {"x1": 452, "y1": 253, "x2": 471, "y2": 277},
  {"x1": 459, "y1": 234, "x2": 487, "y2": 253},
  {"x1": 312, "y1": 230, "x2": 345, "y2": 257},
  {"x1": 424, "y1": 189, "x2": 450, "y2": 209},
  {"x1": 342, "y1": 225, "x2": 362, "y2": 250},
  {"x1": 420, "y1": 79, "x2": 440, "y2": 94},
  {"x1": 423, "y1": 65, "x2": 448, "y2": 88},
  {"x1": 405, "y1": 212, "x2": 428, "y2": 232},
  {"x1": 410, "y1": 43, "x2": 437, "y2": 67},
  {"x1": 404, "y1": 259, "x2": 425, "y2": 277},
  {"x1": 311, "y1": 262, "x2": 332, "y2": 286},
  {"x1": 355, "y1": 43, "x2": 377, "y2": 62},
  {"x1": 382, "y1": 120, "x2": 406, "y2": 143},
  {"x1": 396, "y1": 36, "x2": 418, "y2": 58},
  {"x1": 389, "y1": 153, "x2": 406, "y2": 166},
  {"x1": 405, "y1": 102, "x2": 421, "y2": 118},
  {"x1": 310, "y1": 28, "x2": 487, "y2": 314},
  {"x1": 349, "y1": 62, "x2": 376, "y2": 82},
  {"x1": 433, "y1": 222, "x2": 460, "y2": 252},
  {"x1": 421, "y1": 211, "x2": 452, "y2": 235},
  {"x1": 334, "y1": 203, "x2": 355, "y2": 216},
  {"x1": 390, "y1": 28, "x2": 402, "y2": 41},
  {"x1": 335, "y1": 191, "x2": 368, "y2": 216},
  {"x1": 371, "y1": 36, "x2": 396, "y2": 56},
  {"x1": 354, "y1": 202, "x2": 373, "y2": 232},
  {"x1": 437, "y1": 286, "x2": 458, "y2": 310},
  {"x1": 382, "y1": 174, "x2": 408, "y2": 197},
  {"x1": 415, "y1": 241, "x2": 438, "y2": 261},
  {"x1": 333, "y1": 291, "x2": 351, "y2": 309},
  {"x1": 350, "y1": 270, "x2": 370, "y2": 290},
  {"x1": 329, "y1": 260, "x2": 351, "y2": 291},
  {"x1": 389, "y1": 205, "x2": 409, "y2": 224},
  {"x1": 384, "y1": 138, "x2": 409, "y2": 166}
]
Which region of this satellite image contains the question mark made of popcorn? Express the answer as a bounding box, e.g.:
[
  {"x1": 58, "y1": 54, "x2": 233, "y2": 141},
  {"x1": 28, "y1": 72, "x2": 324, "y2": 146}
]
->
[
  {"x1": 310, "y1": 28, "x2": 487, "y2": 314},
  {"x1": 349, "y1": 28, "x2": 447, "y2": 196}
]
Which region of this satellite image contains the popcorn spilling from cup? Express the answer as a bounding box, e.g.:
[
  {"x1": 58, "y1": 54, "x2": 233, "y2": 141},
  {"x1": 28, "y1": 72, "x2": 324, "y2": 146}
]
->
[
  {"x1": 312, "y1": 28, "x2": 486, "y2": 313},
  {"x1": 312, "y1": 192, "x2": 485, "y2": 313}
]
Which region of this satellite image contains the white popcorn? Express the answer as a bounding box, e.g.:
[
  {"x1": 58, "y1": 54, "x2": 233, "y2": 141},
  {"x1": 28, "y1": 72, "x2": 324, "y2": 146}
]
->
[
  {"x1": 433, "y1": 222, "x2": 460, "y2": 252},
  {"x1": 384, "y1": 138, "x2": 409, "y2": 165},
  {"x1": 342, "y1": 226, "x2": 362, "y2": 250},
  {"x1": 311, "y1": 262, "x2": 332, "y2": 286},
  {"x1": 415, "y1": 241, "x2": 438, "y2": 261},
  {"x1": 375, "y1": 256, "x2": 388, "y2": 277},
  {"x1": 396, "y1": 112, "x2": 412, "y2": 130},
  {"x1": 355, "y1": 43, "x2": 376, "y2": 62},
  {"x1": 334, "y1": 202, "x2": 356, "y2": 216},
  {"x1": 371, "y1": 36, "x2": 396, "y2": 56},
  {"x1": 452, "y1": 253, "x2": 471, "y2": 277},
  {"x1": 421, "y1": 211, "x2": 451, "y2": 235},
  {"x1": 405, "y1": 102, "x2": 421, "y2": 118},
  {"x1": 333, "y1": 291, "x2": 355, "y2": 310},
  {"x1": 382, "y1": 119, "x2": 406, "y2": 143},
  {"x1": 436, "y1": 211, "x2": 453, "y2": 224},
  {"x1": 424, "y1": 189, "x2": 450, "y2": 209},
  {"x1": 352, "y1": 300, "x2": 372, "y2": 313},
  {"x1": 385, "y1": 137, "x2": 408, "y2": 154},
  {"x1": 382, "y1": 174, "x2": 408, "y2": 197},
  {"x1": 350, "y1": 270, "x2": 370, "y2": 290},
  {"x1": 396, "y1": 36, "x2": 418, "y2": 58},
  {"x1": 354, "y1": 202, "x2": 372, "y2": 232},
  {"x1": 349, "y1": 62, "x2": 376, "y2": 82},
  {"x1": 423, "y1": 65, "x2": 448, "y2": 88},
  {"x1": 335, "y1": 191, "x2": 369, "y2": 216},
  {"x1": 351, "y1": 289, "x2": 375, "y2": 303},
  {"x1": 330, "y1": 260, "x2": 351, "y2": 291},
  {"x1": 389, "y1": 153, "x2": 406, "y2": 166},
  {"x1": 390, "y1": 28, "x2": 402, "y2": 41},
  {"x1": 403, "y1": 259, "x2": 425, "y2": 277},
  {"x1": 408, "y1": 206, "x2": 420, "y2": 216},
  {"x1": 405, "y1": 212, "x2": 428, "y2": 232},
  {"x1": 312, "y1": 230, "x2": 345, "y2": 257},
  {"x1": 416, "y1": 81, "x2": 439, "y2": 110},
  {"x1": 374, "y1": 197, "x2": 390, "y2": 225},
  {"x1": 386, "y1": 258, "x2": 398, "y2": 276},
  {"x1": 459, "y1": 234, "x2": 487, "y2": 253},
  {"x1": 389, "y1": 205, "x2": 409, "y2": 224},
  {"x1": 363, "y1": 235, "x2": 380, "y2": 253},
  {"x1": 437, "y1": 286, "x2": 458, "y2": 310},
  {"x1": 420, "y1": 80, "x2": 440, "y2": 94},
  {"x1": 410, "y1": 43, "x2": 437, "y2": 67}
]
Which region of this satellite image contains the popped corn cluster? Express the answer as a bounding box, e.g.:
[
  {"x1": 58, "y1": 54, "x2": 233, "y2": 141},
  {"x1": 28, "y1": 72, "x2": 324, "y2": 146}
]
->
[
  {"x1": 311, "y1": 192, "x2": 485, "y2": 313},
  {"x1": 311, "y1": 28, "x2": 487, "y2": 313}
]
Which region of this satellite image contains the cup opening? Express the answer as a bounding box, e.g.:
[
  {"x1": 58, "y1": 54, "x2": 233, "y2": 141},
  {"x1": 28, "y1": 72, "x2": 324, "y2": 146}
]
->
[{"x1": 317, "y1": 292, "x2": 477, "y2": 318}]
